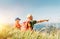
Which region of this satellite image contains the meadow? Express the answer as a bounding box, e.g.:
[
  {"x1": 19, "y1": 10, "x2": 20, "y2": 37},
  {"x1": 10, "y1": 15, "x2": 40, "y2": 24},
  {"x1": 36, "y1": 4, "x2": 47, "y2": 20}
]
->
[{"x1": 0, "y1": 24, "x2": 59, "y2": 39}]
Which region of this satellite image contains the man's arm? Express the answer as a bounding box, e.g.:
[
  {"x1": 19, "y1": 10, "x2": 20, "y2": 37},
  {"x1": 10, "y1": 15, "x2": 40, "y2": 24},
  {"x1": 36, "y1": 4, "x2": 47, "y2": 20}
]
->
[{"x1": 37, "y1": 19, "x2": 49, "y2": 23}]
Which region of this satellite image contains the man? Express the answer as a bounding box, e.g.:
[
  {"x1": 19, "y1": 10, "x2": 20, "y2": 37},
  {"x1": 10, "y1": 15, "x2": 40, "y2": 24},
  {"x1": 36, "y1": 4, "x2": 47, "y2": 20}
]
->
[
  {"x1": 14, "y1": 17, "x2": 21, "y2": 29},
  {"x1": 24, "y1": 14, "x2": 49, "y2": 30}
]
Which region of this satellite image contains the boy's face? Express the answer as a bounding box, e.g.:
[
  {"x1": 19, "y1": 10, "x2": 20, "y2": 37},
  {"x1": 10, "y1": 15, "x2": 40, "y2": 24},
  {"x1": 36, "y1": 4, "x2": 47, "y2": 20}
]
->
[{"x1": 15, "y1": 20, "x2": 20, "y2": 23}]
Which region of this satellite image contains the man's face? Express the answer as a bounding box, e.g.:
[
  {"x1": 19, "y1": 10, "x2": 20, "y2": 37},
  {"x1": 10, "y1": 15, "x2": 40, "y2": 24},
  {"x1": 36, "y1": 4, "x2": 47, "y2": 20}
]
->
[{"x1": 28, "y1": 16, "x2": 33, "y2": 20}]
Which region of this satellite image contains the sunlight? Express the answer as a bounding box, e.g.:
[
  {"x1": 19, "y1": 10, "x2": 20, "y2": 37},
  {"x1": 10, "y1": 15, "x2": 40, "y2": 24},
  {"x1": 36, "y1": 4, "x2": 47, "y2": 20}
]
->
[
  {"x1": 0, "y1": 24, "x2": 4, "y2": 31},
  {"x1": 0, "y1": 16, "x2": 9, "y2": 24},
  {"x1": 0, "y1": 17, "x2": 9, "y2": 31}
]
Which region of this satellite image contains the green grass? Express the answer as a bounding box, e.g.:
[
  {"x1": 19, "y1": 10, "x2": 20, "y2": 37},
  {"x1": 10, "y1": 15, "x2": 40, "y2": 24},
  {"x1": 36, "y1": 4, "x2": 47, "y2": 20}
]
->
[{"x1": 0, "y1": 24, "x2": 59, "y2": 39}]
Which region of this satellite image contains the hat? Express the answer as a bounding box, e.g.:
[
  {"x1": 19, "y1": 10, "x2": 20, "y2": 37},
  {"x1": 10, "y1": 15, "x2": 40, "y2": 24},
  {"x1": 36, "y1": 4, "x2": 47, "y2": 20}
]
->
[
  {"x1": 27, "y1": 14, "x2": 32, "y2": 18},
  {"x1": 15, "y1": 17, "x2": 21, "y2": 20}
]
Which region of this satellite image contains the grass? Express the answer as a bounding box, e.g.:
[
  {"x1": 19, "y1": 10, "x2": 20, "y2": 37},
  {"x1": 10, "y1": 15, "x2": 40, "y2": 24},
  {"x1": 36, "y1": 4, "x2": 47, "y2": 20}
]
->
[{"x1": 0, "y1": 24, "x2": 59, "y2": 39}]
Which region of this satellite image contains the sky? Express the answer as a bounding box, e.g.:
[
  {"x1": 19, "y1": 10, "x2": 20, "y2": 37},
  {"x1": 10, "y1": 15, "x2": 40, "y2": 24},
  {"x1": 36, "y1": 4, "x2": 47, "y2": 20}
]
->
[{"x1": 0, "y1": 0, "x2": 60, "y2": 23}]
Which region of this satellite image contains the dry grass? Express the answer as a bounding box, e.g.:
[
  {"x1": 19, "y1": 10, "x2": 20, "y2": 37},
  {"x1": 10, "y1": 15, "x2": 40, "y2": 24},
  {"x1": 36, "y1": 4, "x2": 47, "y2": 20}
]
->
[{"x1": 0, "y1": 24, "x2": 59, "y2": 39}]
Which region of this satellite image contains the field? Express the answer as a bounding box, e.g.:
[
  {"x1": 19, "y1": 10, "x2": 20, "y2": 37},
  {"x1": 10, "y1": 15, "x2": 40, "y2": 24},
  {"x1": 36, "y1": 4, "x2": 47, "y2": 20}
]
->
[{"x1": 0, "y1": 24, "x2": 59, "y2": 39}]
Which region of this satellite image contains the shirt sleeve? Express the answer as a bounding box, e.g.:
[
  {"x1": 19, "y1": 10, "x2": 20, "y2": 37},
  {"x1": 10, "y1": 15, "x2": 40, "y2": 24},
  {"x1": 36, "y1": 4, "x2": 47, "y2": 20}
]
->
[
  {"x1": 30, "y1": 20, "x2": 37, "y2": 25},
  {"x1": 33, "y1": 20, "x2": 37, "y2": 24}
]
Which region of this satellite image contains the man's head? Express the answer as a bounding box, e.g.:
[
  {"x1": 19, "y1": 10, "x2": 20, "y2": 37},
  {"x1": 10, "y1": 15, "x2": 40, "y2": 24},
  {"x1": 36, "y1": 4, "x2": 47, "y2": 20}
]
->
[
  {"x1": 15, "y1": 18, "x2": 21, "y2": 23},
  {"x1": 27, "y1": 14, "x2": 33, "y2": 20}
]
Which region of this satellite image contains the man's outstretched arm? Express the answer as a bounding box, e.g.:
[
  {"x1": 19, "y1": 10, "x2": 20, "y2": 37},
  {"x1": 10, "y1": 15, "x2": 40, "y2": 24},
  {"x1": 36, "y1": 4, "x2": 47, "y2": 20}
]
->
[{"x1": 37, "y1": 19, "x2": 49, "y2": 23}]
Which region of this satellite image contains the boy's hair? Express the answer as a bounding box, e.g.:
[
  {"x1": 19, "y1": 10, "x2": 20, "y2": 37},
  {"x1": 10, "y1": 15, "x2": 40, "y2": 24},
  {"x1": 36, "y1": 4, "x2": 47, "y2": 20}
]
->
[{"x1": 15, "y1": 17, "x2": 21, "y2": 21}]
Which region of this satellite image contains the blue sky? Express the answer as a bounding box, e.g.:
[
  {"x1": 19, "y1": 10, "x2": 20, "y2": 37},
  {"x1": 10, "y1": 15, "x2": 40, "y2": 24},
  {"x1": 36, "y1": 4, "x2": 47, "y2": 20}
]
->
[{"x1": 0, "y1": 0, "x2": 60, "y2": 23}]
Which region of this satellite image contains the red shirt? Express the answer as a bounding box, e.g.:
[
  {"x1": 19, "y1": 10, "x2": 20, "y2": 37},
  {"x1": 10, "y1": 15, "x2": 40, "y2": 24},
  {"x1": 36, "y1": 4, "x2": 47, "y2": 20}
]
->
[{"x1": 15, "y1": 23, "x2": 21, "y2": 29}]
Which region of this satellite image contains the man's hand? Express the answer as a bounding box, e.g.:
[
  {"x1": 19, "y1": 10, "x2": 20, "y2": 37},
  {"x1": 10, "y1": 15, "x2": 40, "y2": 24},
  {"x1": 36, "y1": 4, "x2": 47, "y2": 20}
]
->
[
  {"x1": 37, "y1": 19, "x2": 49, "y2": 23},
  {"x1": 44, "y1": 19, "x2": 49, "y2": 22}
]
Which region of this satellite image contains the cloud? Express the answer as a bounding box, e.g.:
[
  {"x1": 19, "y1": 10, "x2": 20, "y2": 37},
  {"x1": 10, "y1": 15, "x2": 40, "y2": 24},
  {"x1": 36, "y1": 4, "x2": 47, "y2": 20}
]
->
[{"x1": 49, "y1": 17, "x2": 60, "y2": 23}]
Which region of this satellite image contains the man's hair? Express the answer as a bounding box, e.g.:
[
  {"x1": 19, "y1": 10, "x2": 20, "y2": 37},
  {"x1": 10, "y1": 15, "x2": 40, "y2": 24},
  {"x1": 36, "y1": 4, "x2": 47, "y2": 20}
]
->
[{"x1": 27, "y1": 14, "x2": 32, "y2": 18}]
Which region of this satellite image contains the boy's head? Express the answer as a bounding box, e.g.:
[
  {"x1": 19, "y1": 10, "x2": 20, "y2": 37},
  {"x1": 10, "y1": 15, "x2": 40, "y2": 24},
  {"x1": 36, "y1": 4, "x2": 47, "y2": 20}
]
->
[{"x1": 15, "y1": 18, "x2": 21, "y2": 23}]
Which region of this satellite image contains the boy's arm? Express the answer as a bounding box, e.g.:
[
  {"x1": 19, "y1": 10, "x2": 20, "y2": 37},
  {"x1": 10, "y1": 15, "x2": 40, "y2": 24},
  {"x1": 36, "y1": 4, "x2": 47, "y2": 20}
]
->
[{"x1": 37, "y1": 19, "x2": 49, "y2": 23}]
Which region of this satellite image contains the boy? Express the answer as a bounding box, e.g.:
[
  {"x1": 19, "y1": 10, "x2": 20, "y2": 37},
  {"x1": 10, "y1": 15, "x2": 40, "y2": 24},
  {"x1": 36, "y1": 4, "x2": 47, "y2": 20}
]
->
[{"x1": 14, "y1": 18, "x2": 21, "y2": 29}]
